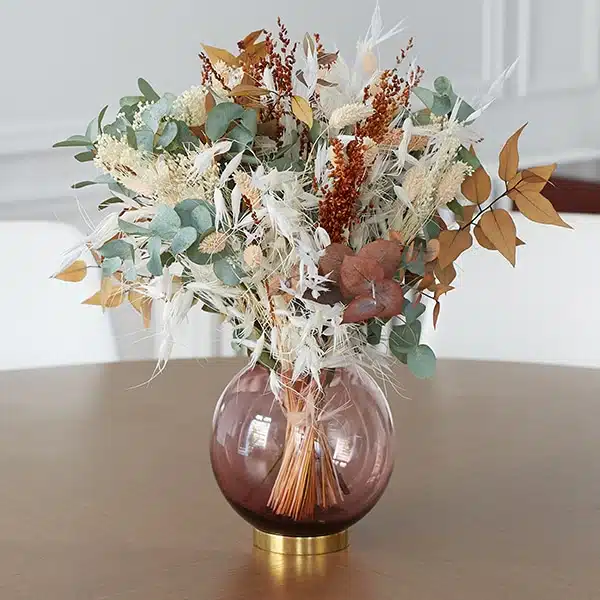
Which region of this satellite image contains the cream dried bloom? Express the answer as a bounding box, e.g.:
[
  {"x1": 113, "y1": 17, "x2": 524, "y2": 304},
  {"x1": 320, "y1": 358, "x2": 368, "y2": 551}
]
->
[
  {"x1": 198, "y1": 231, "x2": 228, "y2": 254},
  {"x1": 329, "y1": 102, "x2": 374, "y2": 129},
  {"x1": 436, "y1": 161, "x2": 471, "y2": 205},
  {"x1": 172, "y1": 86, "x2": 208, "y2": 127},
  {"x1": 243, "y1": 245, "x2": 263, "y2": 269},
  {"x1": 233, "y1": 171, "x2": 261, "y2": 209},
  {"x1": 212, "y1": 61, "x2": 244, "y2": 95}
]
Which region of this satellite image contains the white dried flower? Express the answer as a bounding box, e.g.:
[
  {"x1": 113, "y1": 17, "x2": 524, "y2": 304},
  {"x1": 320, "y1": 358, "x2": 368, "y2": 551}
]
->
[
  {"x1": 437, "y1": 161, "x2": 472, "y2": 205},
  {"x1": 329, "y1": 102, "x2": 374, "y2": 129},
  {"x1": 172, "y1": 86, "x2": 208, "y2": 127},
  {"x1": 243, "y1": 245, "x2": 263, "y2": 269},
  {"x1": 212, "y1": 61, "x2": 244, "y2": 95},
  {"x1": 198, "y1": 231, "x2": 228, "y2": 254}
]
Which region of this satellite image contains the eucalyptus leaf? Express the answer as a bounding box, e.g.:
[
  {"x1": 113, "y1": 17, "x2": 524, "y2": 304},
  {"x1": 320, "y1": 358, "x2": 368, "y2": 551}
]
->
[
  {"x1": 309, "y1": 120, "x2": 322, "y2": 143},
  {"x1": 150, "y1": 205, "x2": 181, "y2": 240},
  {"x1": 213, "y1": 256, "x2": 245, "y2": 286},
  {"x1": 102, "y1": 256, "x2": 122, "y2": 277},
  {"x1": 138, "y1": 78, "x2": 160, "y2": 102},
  {"x1": 407, "y1": 344, "x2": 437, "y2": 379},
  {"x1": 135, "y1": 128, "x2": 154, "y2": 152},
  {"x1": 458, "y1": 146, "x2": 481, "y2": 170},
  {"x1": 98, "y1": 239, "x2": 134, "y2": 261},
  {"x1": 141, "y1": 96, "x2": 172, "y2": 133},
  {"x1": 412, "y1": 87, "x2": 435, "y2": 110},
  {"x1": 431, "y1": 94, "x2": 452, "y2": 116},
  {"x1": 189, "y1": 202, "x2": 214, "y2": 233},
  {"x1": 367, "y1": 320, "x2": 383, "y2": 345},
  {"x1": 205, "y1": 102, "x2": 245, "y2": 141},
  {"x1": 126, "y1": 126, "x2": 138, "y2": 149},
  {"x1": 99, "y1": 197, "x2": 124, "y2": 210},
  {"x1": 390, "y1": 321, "x2": 422, "y2": 356},
  {"x1": 241, "y1": 109, "x2": 257, "y2": 135},
  {"x1": 74, "y1": 151, "x2": 94, "y2": 163},
  {"x1": 122, "y1": 259, "x2": 137, "y2": 282},
  {"x1": 118, "y1": 218, "x2": 150, "y2": 236},
  {"x1": 186, "y1": 245, "x2": 216, "y2": 265},
  {"x1": 161, "y1": 251, "x2": 176, "y2": 267},
  {"x1": 447, "y1": 199, "x2": 464, "y2": 220},
  {"x1": 53, "y1": 135, "x2": 92, "y2": 148},
  {"x1": 97, "y1": 105, "x2": 109, "y2": 132},
  {"x1": 424, "y1": 220, "x2": 441, "y2": 240},
  {"x1": 176, "y1": 120, "x2": 200, "y2": 147},
  {"x1": 228, "y1": 123, "x2": 255, "y2": 149},
  {"x1": 157, "y1": 121, "x2": 178, "y2": 148},
  {"x1": 456, "y1": 98, "x2": 476, "y2": 123},
  {"x1": 147, "y1": 236, "x2": 163, "y2": 276},
  {"x1": 71, "y1": 180, "x2": 97, "y2": 189},
  {"x1": 120, "y1": 95, "x2": 144, "y2": 108},
  {"x1": 404, "y1": 301, "x2": 426, "y2": 324},
  {"x1": 434, "y1": 76, "x2": 453, "y2": 96},
  {"x1": 171, "y1": 226, "x2": 198, "y2": 254},
  {"x1": 85, "y1": 118, "x2": 99, "y2": 143}
]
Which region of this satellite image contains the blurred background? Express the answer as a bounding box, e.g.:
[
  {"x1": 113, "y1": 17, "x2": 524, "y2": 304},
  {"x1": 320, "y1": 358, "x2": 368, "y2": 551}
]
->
[{"x1": 0, "y1": 0, "x2": 598, "y2": 370}]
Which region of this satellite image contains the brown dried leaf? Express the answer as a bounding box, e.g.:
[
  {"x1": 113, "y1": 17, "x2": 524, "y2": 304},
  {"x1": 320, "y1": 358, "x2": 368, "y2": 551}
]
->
[
  {"x1": 239, "y1": 29, "x2": 264, "y2": 50},
  {"x1": 316, "y1": 78, "x2": 337, "y2": 88},
  {"x1": 257, "y1": 119, "x2": 279, "y2": 138},
  {"x1": 438, "y1": 229, "x2": 473, "y2": 269},
  {"x1": 201, "y1": 44, "x2": 240, "y2": 67},
  {"x1": 357, "y1": 239, "x2": 403, "y2": 279},
  {"x1": 509, "y1": 163, "x2": 556, "y2": 193},
  {"x1": 479, "y1": 209, "x2": 517, "y2": 266},
  {"x1": 340, "y1": 256, "x2": 384, "y2": 298},
  {"x1": 244, "y1": 41, "x2": 268, "y2": 61},
  {"x1": 433, "y1": 283, "x2": 455, "y2": 301},
  {"x1": 516, "y1": 237, "x2": 525, "y2": 246},
  {"x1": 456, "y1": 205, "x2": 477, "y2": 226},
  {"x1": 418, "y1": 272, "x2": 435, "y2": 291},
  {"x1": 474, "y1": 223, "x2": 495, "y2": 250},
  {"x1": 229, "y1": 83, "x2": 270, "y2": 98},
  {"x1": 374, "y1": 279, "x2": 405, "y2": 319},
  {"x1": 462, "y1": 166, "x2": 492, "y2": 205},
  {"x1": 498, "y1": 123, "x2": 527, "y2": 182},
  {"x1": 434, "y1": 261, "x2": 457, "y2": 285},
  {"x1": 317, "y1": 51, "x2": 339, "y2": 67},
  {"x1": 128, "y1": 290, "x2": 153, "y2": 329},
  {"x1": 291, "y1": 95, "x2": 313, "y2": 129},
  {"x1": 83, "y1": 281, "x2": 124, "y2": 308},
  {"x1": 205, "y1": 92, "x2": 216, "y2": 114},
  {"x1": 508, "y1": 188, "x2": 571, "y2": 228},
  {"x1": 342, "y1": 296, "x2": 381, "y2": 324},
  {"x1": 54, "y1": 259, "x2": 87, "y2": 282},
  {"x1": 318, "y1": 243, "x2": 354, "y2": 284},
  {"x1": 424, "y1": 239, "x2": 440, "y2": 262}
]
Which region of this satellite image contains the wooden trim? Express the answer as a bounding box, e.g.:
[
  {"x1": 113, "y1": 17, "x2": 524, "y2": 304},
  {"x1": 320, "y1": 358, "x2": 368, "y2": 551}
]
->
[{"x1": 538, "y1": 176, "x2": 600, "y2": 214}]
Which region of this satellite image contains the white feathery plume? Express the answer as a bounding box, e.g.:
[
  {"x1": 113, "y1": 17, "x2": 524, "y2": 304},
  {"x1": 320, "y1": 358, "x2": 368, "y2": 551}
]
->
[{"x1": 194, "y1": 140, "x2": 232, "y2": 174}]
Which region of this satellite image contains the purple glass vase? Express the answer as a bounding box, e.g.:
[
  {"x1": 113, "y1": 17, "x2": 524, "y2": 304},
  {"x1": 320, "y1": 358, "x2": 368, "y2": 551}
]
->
[{"x1": 210, "y1": 364, "x2": 394, "y2": 553}]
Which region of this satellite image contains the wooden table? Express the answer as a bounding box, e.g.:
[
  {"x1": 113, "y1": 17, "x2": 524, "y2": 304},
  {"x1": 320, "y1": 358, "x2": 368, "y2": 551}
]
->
[{"x1": 1, "y1": 359, "x2": 600, "y2": 599}]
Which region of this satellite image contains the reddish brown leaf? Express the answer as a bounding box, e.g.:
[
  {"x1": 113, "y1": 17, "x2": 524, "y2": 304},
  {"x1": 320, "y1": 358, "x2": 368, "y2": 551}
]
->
[
  {"x1": 418, "y1": 273, "x2": 435, "y2": 291},
  {"x1": 342, "y1": 296, "x2": 381, "y2": 324},
  {"x1": 319, "y1": 243, "x2": 354, "y2": 284},
  {"x1": 433, "y1": 301, "x2": 441, "y2": 330},
  {"x1": 374, "y1": 279, "x2": 405, "y2": 319},
  {"x1": 438, "y1": 229, "x2": 473, "y2": 269},
  {"x1": 433, "y1": 283, "x2": 455, "y2": 301},
  {"x1": 340, "y1": 255, "x2": 384, "y2": 298},
  {"x1": 479, "y1": 209, "x2": 517, "y2": 266},
  {"x1": 204, "y1": 92, "x2": 216, "y2": 114},
  {"x1": 462, "y1": 166, "x2": 492, "y2": 205},
  {"x1": 357, "y1": 239, "x2": 403, "y2": 279},
  {"x1": 498, "y1": 123, "x2": 527, "y2": 182}
]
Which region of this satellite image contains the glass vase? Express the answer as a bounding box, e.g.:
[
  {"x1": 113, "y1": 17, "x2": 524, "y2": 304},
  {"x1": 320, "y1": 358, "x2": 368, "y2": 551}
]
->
[{"x1": 210, "y1": 364, "x2": 394, "y2": 555}]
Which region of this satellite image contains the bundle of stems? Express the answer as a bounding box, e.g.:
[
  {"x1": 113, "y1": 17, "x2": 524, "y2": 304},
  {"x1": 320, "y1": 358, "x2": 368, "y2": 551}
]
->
[{"x1": 267, "y1": 373, "x2": 343, "y2": 520}]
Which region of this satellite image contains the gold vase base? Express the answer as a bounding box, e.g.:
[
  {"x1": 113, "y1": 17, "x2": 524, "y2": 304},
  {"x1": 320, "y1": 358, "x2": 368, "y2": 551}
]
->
[{"x1": 253, "y1": 528, "x2": 349, "y2": 555}]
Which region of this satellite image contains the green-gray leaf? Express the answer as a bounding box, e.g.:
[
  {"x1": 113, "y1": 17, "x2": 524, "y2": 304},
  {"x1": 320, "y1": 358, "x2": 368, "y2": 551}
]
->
[
  {"x1": 367, "y1": 320, "x2": 383, "y2": 345},
  {"x1": 447, "y1": 199, "x2": 464, "y2": 220},
  {"x1": 171, "y1": 227, "x2": 198, "y2": 254},
  {"x1": 71, "y1": 180, "x2": 97, "y2": 189},
  {"x1": 138, "y1": 78, "x2": 160, "y2": 102},
  {"x1": 407, "y1": 344, "x2": 437, "y2": 379},
  {"x1": 98, "y1": 105, "x2": 109, "y2": 131},
  {"x1": 390, "y1": 321, "x2": 422, "y2": 356},
  {"x1": 157, "y1": 121, "x2": 178, "y2": 148},
  {"x1": 135, "y1": 128, "x2": 154, "y2": 152},
  {"x1": 205, "y1": 103, "x2": 245, "y2": 141},
  {"x1": 122, "y1": 259, "x2": 137, "y2": 282},
  {"x1": 98, "y1": 239, "x2": 134, "y2": 260},
  {"x1": 74, "y1": 151, "x2": 94, "y2": 163},
  {"x1": 213, "y1": 256, "x2": 245, "y2": 286},
  {"x1": 150, "y1": 205, "x2": 181, "y2": 240},
  {"x1": 404, "y1": 302, "x2": 426, "y2": 324},
  {"x1": 147, "y1": 236, "x2": 163, "y2": 276},
  {"x1": 141, "y1": 97, "x2": 172, "y2": 133},
  {"x1": 102, "y1": 256, "x2": 122, "y2": 277},
  {"x1": 434, "y1": 76, "x2": 453, "y2": 96},
  {"x1": 431, "y1": 94, "x2": 452, "y2": 116},
  {"x1": 120, "y1": 95, "x2": 144, "y2": 108},
  {"x1": 85, "y1": 118, "x2": 99, "y2": 143},
  {"x1": 118, "y1": 218, "x2": 150, "y2": 236},
  {"x1": 53, "y1": 135, "x2": 92, "y2": 148},
  {"x1": 126, "y1": 126, "x2": 138, "y2": 149},
  {"x1": 424, "y1": 220, "x2": 441, "y2": 241},
  {"x1": 458, "y1": 146, "x2": 481, "y2": 170},
  {"x1": 99, "y1": 197, "x2": 124, "y2": 210},
  {"x1": 189, "y1": 202, "x2": 214, "y2": 233}
]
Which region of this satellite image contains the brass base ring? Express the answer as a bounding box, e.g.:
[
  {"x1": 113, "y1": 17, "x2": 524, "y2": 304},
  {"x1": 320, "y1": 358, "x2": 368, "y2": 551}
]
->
[{"x1": 253, "y1": 528, "x2": 349, "y2": 555}]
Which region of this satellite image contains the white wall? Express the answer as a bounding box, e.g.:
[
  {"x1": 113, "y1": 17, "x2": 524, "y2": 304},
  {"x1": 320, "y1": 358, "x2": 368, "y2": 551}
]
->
[{"x1": 1, "y1": 0, "x2": 599, "y2": 360}]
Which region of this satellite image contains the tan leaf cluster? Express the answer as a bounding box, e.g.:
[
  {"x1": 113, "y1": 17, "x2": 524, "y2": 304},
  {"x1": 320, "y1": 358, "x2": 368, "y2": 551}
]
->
[{"x1": 53, "y1": 259, "x2": 88, "y2": 282}]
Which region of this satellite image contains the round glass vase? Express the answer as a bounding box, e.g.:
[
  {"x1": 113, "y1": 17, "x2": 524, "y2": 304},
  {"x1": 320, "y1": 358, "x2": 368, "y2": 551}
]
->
[{"x1": 210, "y1": 364, "x2": 394, "y2": 555}]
